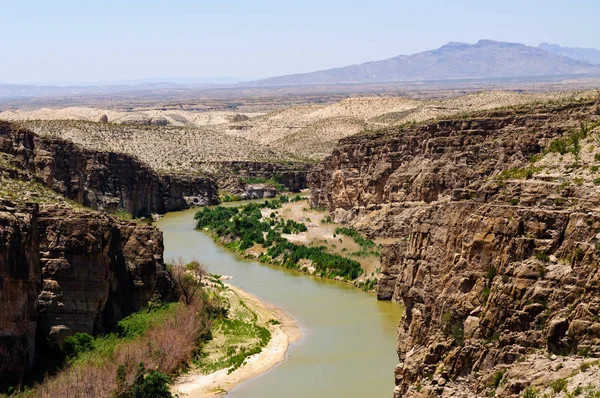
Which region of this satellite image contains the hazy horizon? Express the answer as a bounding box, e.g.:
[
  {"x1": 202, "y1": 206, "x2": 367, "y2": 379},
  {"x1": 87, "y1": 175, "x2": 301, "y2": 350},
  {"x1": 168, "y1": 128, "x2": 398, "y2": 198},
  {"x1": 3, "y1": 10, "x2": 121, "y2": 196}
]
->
[{"x1": 2, "y1": 0, "x2": 600, "y2": 85}]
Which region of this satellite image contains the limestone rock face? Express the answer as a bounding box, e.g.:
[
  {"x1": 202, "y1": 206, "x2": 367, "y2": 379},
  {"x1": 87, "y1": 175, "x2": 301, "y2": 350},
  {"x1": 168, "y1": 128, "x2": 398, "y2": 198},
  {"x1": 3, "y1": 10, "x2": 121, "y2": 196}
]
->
[
  {"x1": 240, "y1": 184, "x2": 278, "y2": 200},
  {"x1": 201, "y1": 160, "x2": 309, "y2": 194},
  {"x1": 0, "y1": 122, "x2": 180, "y2": 383},
  {"x1": 36, "y1": 205, "x2": 176, "y2": 343},
  {"x1": 0, "y1": 121, "x2": 219, "y2": 217},
  {"x1": 0, "y1": 202, "x2": 40, "y2": 386},
  {"x1": 309, "y1": 99, "x2": 600, "y2": 396},
  {"x1": 0, "y1": 203, "x2": 176, "y2": 383}
]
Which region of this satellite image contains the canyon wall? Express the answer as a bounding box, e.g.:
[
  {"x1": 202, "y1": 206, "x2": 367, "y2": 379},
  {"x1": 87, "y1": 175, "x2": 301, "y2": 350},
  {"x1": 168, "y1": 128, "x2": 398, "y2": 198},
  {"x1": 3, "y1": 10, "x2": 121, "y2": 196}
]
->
[
  {"x1": 0, "y1": 201, "x2": 176, "y2": 386},
  {"x1": 0, "y1": 121, "x2": 219, "y2": 217},
  {"x1": 0, "y1": 121, "x2": 183, "y2": 386},
  {"x1": 199, "y1": 160, "x2": 309, "y2": 195},
  {"x1": 0, "y1": 202, "x2": 39, "y2": 386},
  {"x1": 309, "y1": 98, "x2": 600, "y2": 396},
  {"x1": 36, "y1": 205, "x2": 176, "y2": 343}
]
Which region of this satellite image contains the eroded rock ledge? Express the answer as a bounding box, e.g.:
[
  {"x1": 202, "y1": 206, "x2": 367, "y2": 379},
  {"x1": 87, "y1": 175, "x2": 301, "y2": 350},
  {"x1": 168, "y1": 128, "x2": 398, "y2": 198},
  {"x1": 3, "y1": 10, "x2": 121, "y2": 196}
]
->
[
  {"x1": 309, "y1": 98, "x2": 600, "y2": 396},
  {"x1": 0, "y1": 121, "x2": 219, "y2": 217},
  {"x1": 0, "y1": 201, "x2": 176, "y2": 387}
]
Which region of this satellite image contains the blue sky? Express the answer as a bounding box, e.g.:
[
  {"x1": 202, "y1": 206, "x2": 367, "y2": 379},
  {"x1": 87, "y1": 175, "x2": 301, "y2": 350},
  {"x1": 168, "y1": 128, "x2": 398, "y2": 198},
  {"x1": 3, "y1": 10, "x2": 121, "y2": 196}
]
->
[{"x1": 1, "y1": 0, "x2": 599, "y2": 84}]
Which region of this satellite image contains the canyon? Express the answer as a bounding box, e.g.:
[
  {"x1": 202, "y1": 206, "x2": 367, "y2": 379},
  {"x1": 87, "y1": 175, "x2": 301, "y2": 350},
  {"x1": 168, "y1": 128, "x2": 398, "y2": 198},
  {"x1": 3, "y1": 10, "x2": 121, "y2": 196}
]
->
[
  {"x1": 309, "y1": 92, "x2": 600, "y2": 396},
  {"x1": 3, "y1": 89, "x2": 600, "y2": 396}
]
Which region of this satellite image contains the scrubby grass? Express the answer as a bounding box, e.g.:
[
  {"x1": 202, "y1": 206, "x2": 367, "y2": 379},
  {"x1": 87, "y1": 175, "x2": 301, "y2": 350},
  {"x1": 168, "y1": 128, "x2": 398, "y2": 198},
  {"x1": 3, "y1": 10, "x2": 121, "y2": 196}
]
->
[
  {"x1": 499, "y1": 165, "x2": 542, "y2": 180},
  {"x1": 244, "y1": 175, "x2": 285, "y2": 192},
  {"x1": 334, "y1": 227, "x2": 377, "y2": 250},
  {"x1": 196, "y1": 292, "x2": 271, "y2": 375},
  {"x1": 10, "y1": 281, "x2": 215, "y2": 397}
]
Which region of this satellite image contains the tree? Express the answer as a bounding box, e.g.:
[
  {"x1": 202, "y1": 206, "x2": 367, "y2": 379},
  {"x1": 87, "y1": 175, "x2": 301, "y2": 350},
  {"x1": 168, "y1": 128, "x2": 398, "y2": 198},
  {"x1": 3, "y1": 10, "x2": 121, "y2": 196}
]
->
[{"x1": 171, "y1": 260, "x2": 205, "y2": 305}]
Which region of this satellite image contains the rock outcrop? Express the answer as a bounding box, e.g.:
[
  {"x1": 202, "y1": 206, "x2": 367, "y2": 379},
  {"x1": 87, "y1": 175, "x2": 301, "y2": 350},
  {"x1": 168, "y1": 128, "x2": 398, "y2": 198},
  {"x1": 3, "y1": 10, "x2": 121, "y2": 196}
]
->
[
  {"x1": 36, "y1": 205, "x2": 176, "y2": 343},
  {"x1": 309, "y1": 98, "x2": 600, "y2": 396},
  {"x1": 199, "y1": 160, "x2": 309, "y2": 194},
  {"x1": 0, "y1": 121, "x2": 218, "y2": 217},
  {"x1": 0, "y1": 121, "x2": 181, "y2": 385},
  {"x1": 0, "y1": 201, "x2": 176, "y2": 385},
  {"x1": 0, "y1": 202, "x2": 39, "y2": 387}
]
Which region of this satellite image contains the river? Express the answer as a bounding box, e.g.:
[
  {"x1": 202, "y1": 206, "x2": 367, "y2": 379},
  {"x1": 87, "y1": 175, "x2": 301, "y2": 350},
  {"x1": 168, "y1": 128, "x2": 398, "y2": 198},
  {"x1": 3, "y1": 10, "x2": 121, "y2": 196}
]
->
[{"x1": 155, "y1": 205, "x2": 403, "y2": 398}]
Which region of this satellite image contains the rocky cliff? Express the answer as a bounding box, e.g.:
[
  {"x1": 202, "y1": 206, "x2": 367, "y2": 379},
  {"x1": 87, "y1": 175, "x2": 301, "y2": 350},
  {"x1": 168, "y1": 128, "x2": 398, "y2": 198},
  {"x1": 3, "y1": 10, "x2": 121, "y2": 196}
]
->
[
  {"x1": 0, "y1": 121, "x2": 182, "y2": 387},
  {"x1": 36, "y1": 205, "x2": 176, "y2": 343},
  {"x1": 0, "y1": 202, "x2": 39, "y2": 387},
  {"x1": 309, "y1": 97, "x2": 600, "y2": 396},
  {"x1": 0, "y1": 199, "x2": 176, "y2": 387},
  {"x1": 198, "y1": 160, "x2": 309, "y2": 196},
  {"x1": 0, "y1": 121, "x2": 219, "y2": 217}
]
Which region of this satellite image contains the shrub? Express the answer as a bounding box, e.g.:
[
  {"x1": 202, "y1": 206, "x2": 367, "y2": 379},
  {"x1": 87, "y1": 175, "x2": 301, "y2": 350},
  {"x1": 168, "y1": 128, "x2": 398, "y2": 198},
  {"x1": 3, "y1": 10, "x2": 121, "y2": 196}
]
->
[
  {"x1": 62, "y1": 333, "x2": 94, "y2": 358},
  {"x1": 523, "y1": 386, "x2": 538, "y2": 398},
  {"x1": 489, "y1": 369, "x2": 506, "y2": 389},
  {"x1": 573, "y1": 247, "x2": 585, "y2": 262},
  {"x1": 334, "y1": 227, "x2": 376, "y2": 250},
  {"x1": 481, "y1": 287, "x2": 491, "y2": 304},
  {"x1": 549, "y1": 378, "x2": 567, "y2": 394},
  {"x1": 171, "y1": 262, "x2": 205, "y2": 306},
  {"x1": 129, "y1": 363, "x2": 172, "y2": 398},
  {"x1": 486, "y1": 266, "x2": 497, "y2": 281},
  {"x1": 450, "y1": 321, "x2": 465, "y2": 345}
]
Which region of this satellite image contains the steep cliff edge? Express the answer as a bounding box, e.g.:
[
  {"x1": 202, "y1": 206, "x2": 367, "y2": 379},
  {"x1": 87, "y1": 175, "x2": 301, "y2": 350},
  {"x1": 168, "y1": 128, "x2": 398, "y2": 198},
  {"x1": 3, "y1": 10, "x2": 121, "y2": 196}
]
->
[
  {"x1": 0, "y1": 123, "x2": 179, "y2": 386},
  {"x1": 36, "y1": 205, "x2": 176, "y2": 343},
  {"x1": 0, "y1": 199, "x2": 176, "y2": 386},
  {"x1": 309, "y1": 96, "x2": 600, "y2": 396},
  {"x1": 0, "y1": 121, "x2": 219, "y2": 217},
  {"x1": 0, "y1": 202, "x2": 39, "y2": 386}
]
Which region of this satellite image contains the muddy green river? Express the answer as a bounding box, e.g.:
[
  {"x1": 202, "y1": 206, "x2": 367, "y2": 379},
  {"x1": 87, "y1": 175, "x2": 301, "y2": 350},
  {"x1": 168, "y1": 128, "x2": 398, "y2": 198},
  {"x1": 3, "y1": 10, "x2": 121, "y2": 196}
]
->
[{"x1": 155, "y1": 205, "x2": 403, "y2": 398}]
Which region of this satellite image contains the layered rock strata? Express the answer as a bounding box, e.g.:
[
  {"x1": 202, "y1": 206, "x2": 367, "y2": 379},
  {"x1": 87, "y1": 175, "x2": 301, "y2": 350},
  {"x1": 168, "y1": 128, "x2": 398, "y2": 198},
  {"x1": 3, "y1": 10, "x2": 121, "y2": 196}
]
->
[
  {"x1": 0, "y1": 121, "x2": 218, "y2": 217},
  {"x1": 309, "y1": 99, "x2": 600, "y2": 396},
  {"x1": 199, "y1": 160, "x2": 309, "y2": 195},
  {"x1": 0, "y1": 202, "x2": 40, "y2": 386}
]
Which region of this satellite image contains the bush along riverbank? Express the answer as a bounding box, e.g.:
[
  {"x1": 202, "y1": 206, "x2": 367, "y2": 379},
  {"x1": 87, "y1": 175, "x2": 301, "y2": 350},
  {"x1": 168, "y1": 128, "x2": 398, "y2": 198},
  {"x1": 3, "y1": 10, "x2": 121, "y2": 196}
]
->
[
  {"x1": 4, "y1": 262, "x2": 287, "y2": 398},
  {"x1": 194, "y1": 196, "x2": 376, "y2": 285}
]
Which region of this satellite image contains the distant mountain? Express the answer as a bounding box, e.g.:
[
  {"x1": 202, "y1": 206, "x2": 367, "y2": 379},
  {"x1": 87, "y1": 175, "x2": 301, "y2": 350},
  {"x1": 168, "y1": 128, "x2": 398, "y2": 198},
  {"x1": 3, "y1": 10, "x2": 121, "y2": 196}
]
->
[
  {"x1": 538, "y1": 43, "x2": 600, "y2": 65},
  {"x1": 252, "y1": 40, "x2": 600, "y2": 87}
]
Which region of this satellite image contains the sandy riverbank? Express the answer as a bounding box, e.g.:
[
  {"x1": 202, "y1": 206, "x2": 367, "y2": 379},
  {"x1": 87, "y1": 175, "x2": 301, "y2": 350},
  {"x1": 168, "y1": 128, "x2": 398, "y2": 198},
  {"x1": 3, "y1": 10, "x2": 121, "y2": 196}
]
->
[{"x1": 171, "y1": 284, "x2": 302, "y2": 397}]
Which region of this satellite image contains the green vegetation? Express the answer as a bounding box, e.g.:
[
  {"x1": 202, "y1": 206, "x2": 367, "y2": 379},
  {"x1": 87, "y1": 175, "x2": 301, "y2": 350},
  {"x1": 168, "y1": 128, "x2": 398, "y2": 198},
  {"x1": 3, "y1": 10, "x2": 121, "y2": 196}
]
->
[
  {"x1": 127, "y1": 363, "x2": 172, "y2": 398},
  {"x1": 523, "y1": 386, "x2": 539, "y2": 398},
  {"x1": 61, "y1": 333, "x2": 93, "y2": 359},
  {"x1": 481, "y1": 287, "x2": 491, "y2": 304},
  {"x1": 195, "y1": 199, "x2": 363, "y2": 280},
  {"x1": 109, "y1": 208, "x2": 134, "y2": 221},
  {"x1": 334, "y1": 227, "x2": 377, "y2": 250},
  {"x1": 200, "y1": 318, "x2": 271, "y2": 374},
  {"x1": 197, "y1": 291, "x2": 272, "y2": 375},
  {"x1": 499, "y1": 165, "x2": 541, "y2": 180},
  {"x1": 359, "y1": 278, "x2": 378, "y2": 291},
  {"x1": 220, "y1": 193, "x2": 243, "y2": 202},
  {"x1": 8, "y1": 262, "x2": 218, "y2": 398},
  {"x1": 244, "y1": 175, "x2": 285, "y2": 192},
  {"x1": 69, "y1": 303, "x2": 182, "y2": 366},
  {"x1": 450, "y1": 321, "x2": 465, "y2": 345},
  {"x1": 550, "y1": 378, "x2": 568, "y2": 394},
  {"x1": 545, "y1": 122, "x2": 600, "y2": 159},
  {"x1": 266, "y1": 240, "x2": 362, "y2": 279},
  {"x1": 488, "y1": 369, "x2": 506, "y2": 389},
  {"x1": 535, "y1": 251, "x2": 550, "y2": 262}
]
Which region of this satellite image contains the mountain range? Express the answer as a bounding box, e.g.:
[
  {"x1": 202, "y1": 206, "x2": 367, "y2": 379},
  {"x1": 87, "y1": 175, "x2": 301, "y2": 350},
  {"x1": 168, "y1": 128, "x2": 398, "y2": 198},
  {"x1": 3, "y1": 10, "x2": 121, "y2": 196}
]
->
[
  {"x1": 538, "y1": 43, "x2": 600, "y2": 65},
  {"x1": 253, "y1": 40, "x2": 600, "y2": 86}
]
